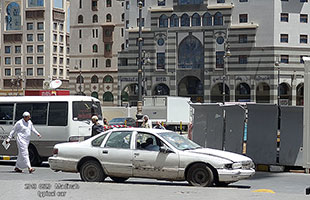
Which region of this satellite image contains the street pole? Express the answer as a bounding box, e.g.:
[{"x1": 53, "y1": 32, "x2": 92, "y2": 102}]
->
[
  {"x1": 222, "y1": 35, "x2": 231, "y2": 151},
  {"x1": 79, "y1": 65, "x2": 82, "y2": 95},
  {"x1": 136, "y1": 0, "x2": 143, "y2": 122},
  {"x1": 276, "y1": 63, "x2": 280, "y2": 105}
]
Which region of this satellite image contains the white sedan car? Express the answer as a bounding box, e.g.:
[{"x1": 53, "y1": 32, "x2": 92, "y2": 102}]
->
[{"x1": 49, "y1": 128, "x2": 255, "y2": 187}]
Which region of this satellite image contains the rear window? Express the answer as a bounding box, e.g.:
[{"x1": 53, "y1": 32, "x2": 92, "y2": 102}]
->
[{"x1": 91, "y1": 133, "x2": 107, "y2": 147}]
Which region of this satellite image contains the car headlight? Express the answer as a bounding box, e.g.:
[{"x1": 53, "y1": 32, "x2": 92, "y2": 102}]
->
[{"x1": 232, "y1": 163, "x2": 242, "y2": 169}]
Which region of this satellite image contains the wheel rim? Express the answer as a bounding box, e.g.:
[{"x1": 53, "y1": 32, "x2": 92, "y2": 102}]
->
[
  {"x1": 84, "y1": 165, "x2": 99, "y2": 181},
  {"x1": 192, "y1": 169, "x2": 208, "y2": 185}
]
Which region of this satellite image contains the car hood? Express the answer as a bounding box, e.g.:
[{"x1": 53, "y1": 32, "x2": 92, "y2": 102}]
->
[{"x1": 187, "y1": 148, "x2": 252, "y2": 163}]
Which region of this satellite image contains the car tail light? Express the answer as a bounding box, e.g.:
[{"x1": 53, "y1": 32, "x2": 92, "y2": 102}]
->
[
  {"x1": 69, "y1": 136, "x2": 84, "y2": 142},
  {"x1": 53, "y1": 148, "x2": 58, "y2": 155}
]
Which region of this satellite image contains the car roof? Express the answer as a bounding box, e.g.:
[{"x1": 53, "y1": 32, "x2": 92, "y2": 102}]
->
[{"x1": 108, "y1": 127, "x2": 170, "y2": 134}]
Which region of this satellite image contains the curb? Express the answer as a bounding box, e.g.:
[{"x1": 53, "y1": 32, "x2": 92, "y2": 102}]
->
[{"x1": 0, "y1": 156, "x2": 17, "y2": 160}]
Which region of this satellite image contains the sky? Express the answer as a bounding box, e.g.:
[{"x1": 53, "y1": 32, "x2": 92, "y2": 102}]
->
[
  {"x1": 54, "y1": 0, "x2": 70, "y2": 32},
  {"x1": 54, "y1": 0, "x2": 63, "y2": 9}
]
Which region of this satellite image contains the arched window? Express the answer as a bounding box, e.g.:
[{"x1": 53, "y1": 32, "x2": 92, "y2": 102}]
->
[
  {"x1": 106, "y1": 14, "x2": 112, "y2": 22},
  {"x1": 92, "y1": 44, "x2": 98, "y2": 53},
  {"x1": 6, "y1": 2, "x2": 21, "y2": 30},
  {"x1": 214, "y1": 12, "x2": 223, "y2": 26},
  {"x1": 256, "y1": 82, "x2": 270, "y2": 103},
  {"x1": 192, "y1": 13, "x2": 201, "y2": 26},
  {"x1": 235, "y1": 83, "x2": 251, "y2": 102},
  {"x1": 210, "y1": 83, "x2": 229, "y2": 103},
  {"x1": 91, "y1": 92, "x2": 99, "y2": 99},
  {"x1": 103, "y1": 92, "x2": 114, "y2": 102},
  {"x1": 121, "y1": 13, "x2": 125, "y2": 22},
  {"x1": 76, "y1": 75, "x2": 84, "y2": 83},
  {"x1": 170, "y1": 14, "x2": 179, "y2": 27},
  {"x1": 153, "y1": 84, "x2": 170, "y2": 95},
  {"x1": 279, "y1": 82, "x2": 292, "y2": 105},
  {"x1": 92, "y1": 14, "x2": 98, "y2": 23},
  {"x1": 202, "y1": 12, "x2": 212, "y2": 26},
  {"x1": 78, "y1": 15, "x2": 83, "y2": 23},
  {"x1": 181, "y1": 14, "x2": 190, "y2": 27},
  {"x1": 159, "y1": 14, "x2": 168, "y2": 27},
  {"x1": 178, "y1": 76, "x2": 204, "y2": 103},
  {"x1": 106, "y1": 59, "x2": 111, "y2": 67},
  {"x1": 103, "y1": 75, "x2": 113, "y2": 83},
  {"x1": 91, "y1": 75, "x2": 99, "y2": 83},
  {"x1": 178, "y1": 34, "x2": 203, "y2": 69},
  {"x1": 297, "y1": 83, "x2": 304, "y2": 106}
]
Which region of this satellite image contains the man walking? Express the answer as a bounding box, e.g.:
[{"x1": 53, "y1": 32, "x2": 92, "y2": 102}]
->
[
  {"x1": 6, "y1": 112, "x2": 41, "y2": 173},
  {"x1": 91, "y1": 115, "x2": 104, "y2": 137}
]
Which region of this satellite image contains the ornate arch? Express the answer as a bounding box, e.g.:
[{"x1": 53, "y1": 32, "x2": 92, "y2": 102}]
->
[{"x1": 178, "y1": 34, "x2": 203, "y2": 69}]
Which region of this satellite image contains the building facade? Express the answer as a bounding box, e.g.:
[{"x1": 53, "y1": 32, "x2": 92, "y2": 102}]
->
[
  {"x1": 69, "y1": 0, "x2": 125, "y2": 106},
  {"x1": 0, "y1": 0, "x2": 70, "y2": 95},
  {"x1": 118, "y1": 0, "x2": 308, "y2": 106}
]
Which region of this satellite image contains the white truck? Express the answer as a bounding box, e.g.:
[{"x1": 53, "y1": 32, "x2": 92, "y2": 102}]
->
[{"x1": 142, "y1": 96, "x2": 192, "y2": 132}]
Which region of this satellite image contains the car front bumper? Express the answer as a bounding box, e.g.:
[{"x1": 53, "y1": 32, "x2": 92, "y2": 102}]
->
[
  {"x1": 48, "y1": 156, "x2": 78, "y2": 173},
  {"x1": 217, "y1": 168, "x2": 255, "y2": 182}
]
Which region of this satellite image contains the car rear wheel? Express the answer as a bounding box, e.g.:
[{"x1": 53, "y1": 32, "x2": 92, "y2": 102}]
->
[
  {"x1": 80, "y1": 160, "x2": 106, "y2": 182},
  {"x1": 187, "y1": 163, "x2": 214, "y2": 187},
  {"x1": 110, "y1": 177, "x2": 129, "y2": 183}
]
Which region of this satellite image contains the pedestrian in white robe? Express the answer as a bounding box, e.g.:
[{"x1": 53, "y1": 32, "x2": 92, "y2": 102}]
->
[{"x1": 6, "y1": 111, "x2": 41, "y2": 173}]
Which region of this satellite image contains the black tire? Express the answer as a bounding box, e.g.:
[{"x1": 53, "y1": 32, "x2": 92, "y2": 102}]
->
[
  {"x1": 215, "y1": 181, "x2": 230, "y2": 187},
  {"x1": 110, "y1": 177, "x2": 129, "y2": 183},
  {"x1": 186, "y1": 163, "x2": 214, "y2": 187},
  {"x1": 28, "y1": 145, "x2": 42, "y2": 167},
  {"x1": 80, "y1": 160, "x2": 106, "y2": 182}
]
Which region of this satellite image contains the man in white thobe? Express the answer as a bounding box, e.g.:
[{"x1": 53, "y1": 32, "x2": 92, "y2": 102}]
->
[{"x1": 6, "y1": 112, "x2": 41, "y2": 173}]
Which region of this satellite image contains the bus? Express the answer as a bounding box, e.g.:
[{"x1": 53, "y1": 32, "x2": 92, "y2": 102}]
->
[{"x1": 0, "y1": 96, "x2": 102, "y2": 166}]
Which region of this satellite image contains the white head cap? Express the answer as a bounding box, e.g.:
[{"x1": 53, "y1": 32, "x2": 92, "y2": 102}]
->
[
  {"x1": 23, "y1": 112, "x2": 30, "y2": 117},
  {"x1": 92, "y1": 115, "x2": 98, "y2": 121}
]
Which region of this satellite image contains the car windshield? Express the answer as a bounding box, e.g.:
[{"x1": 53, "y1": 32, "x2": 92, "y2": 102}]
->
[{"x1": 159, "y1": 131, "x2": 201, "y2": 150}]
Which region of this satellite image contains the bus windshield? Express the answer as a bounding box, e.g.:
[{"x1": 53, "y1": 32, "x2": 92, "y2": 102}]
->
[{"x1": 73, "y1": 101, "x2": 102, "y2": 121}]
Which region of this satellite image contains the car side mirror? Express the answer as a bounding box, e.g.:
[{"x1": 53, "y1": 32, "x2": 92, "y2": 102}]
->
[{"x1": 159, "y1": 146, "x2": 173, "y2": 154}]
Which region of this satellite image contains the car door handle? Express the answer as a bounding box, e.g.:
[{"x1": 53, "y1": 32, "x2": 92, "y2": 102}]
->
[
  {"x1": 102, "y1": 150, "x2": 108, "y2": 154},
  {"x1": 134, "y1": 153, "x2": 139, "y2": 156}
]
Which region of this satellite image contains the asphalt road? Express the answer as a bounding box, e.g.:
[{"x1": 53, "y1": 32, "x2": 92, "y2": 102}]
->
[{"x1": 0, "y1": 161, "x2": 309, "y2": 200}]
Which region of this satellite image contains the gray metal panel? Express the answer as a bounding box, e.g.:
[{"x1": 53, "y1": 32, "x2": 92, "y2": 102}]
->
[
  {"x1": 142, "y1": 107, "x2": 167, "y2": 120},
  {"x1": 246, "y1": 104, "x2": 278, "y2": 165},
  {"x1": 279, "y1": 106, "x2": 303, "y2": 166},
  {"x1": 224, "y1": 105, "x2": 245, "y2": 154},
  {"x1": 192, "y1": 104, "x2": 223, "y2": 150}
]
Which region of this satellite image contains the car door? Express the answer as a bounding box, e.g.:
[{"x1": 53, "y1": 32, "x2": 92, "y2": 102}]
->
[
  {"x1": 98, "y1": 130, "x2": 133, "y2": 177},
  {"x1": 132, "y1": 132, "x2": 179, "y2": 180}
]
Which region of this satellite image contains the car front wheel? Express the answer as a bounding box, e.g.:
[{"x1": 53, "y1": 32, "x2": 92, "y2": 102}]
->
[
  {"x1": 80, "y1": 160, "x2": 106, "y2": 182},
  {"x1": 187, "y1": 163, "x2": 214, "y2": 187}
]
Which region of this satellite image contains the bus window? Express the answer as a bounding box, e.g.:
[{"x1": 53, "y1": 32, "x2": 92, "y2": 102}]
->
[
  {"x1": 73, "y1": 101, "x2": 102, "y2": 121},
  {"x1": 48, "y1": 102, "x2": 68, "y2": 126},
  {"x1": 16, "y1": 103, "x2": 48, "y2": 125},
  {"x1": 0, "y1": 104, "x2": 14, "y2": 125}
]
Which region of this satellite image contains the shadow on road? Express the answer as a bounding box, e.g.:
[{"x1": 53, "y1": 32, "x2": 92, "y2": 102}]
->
[{"x1": 55, "y1": 178, "x2": 252, "y2": 189}]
